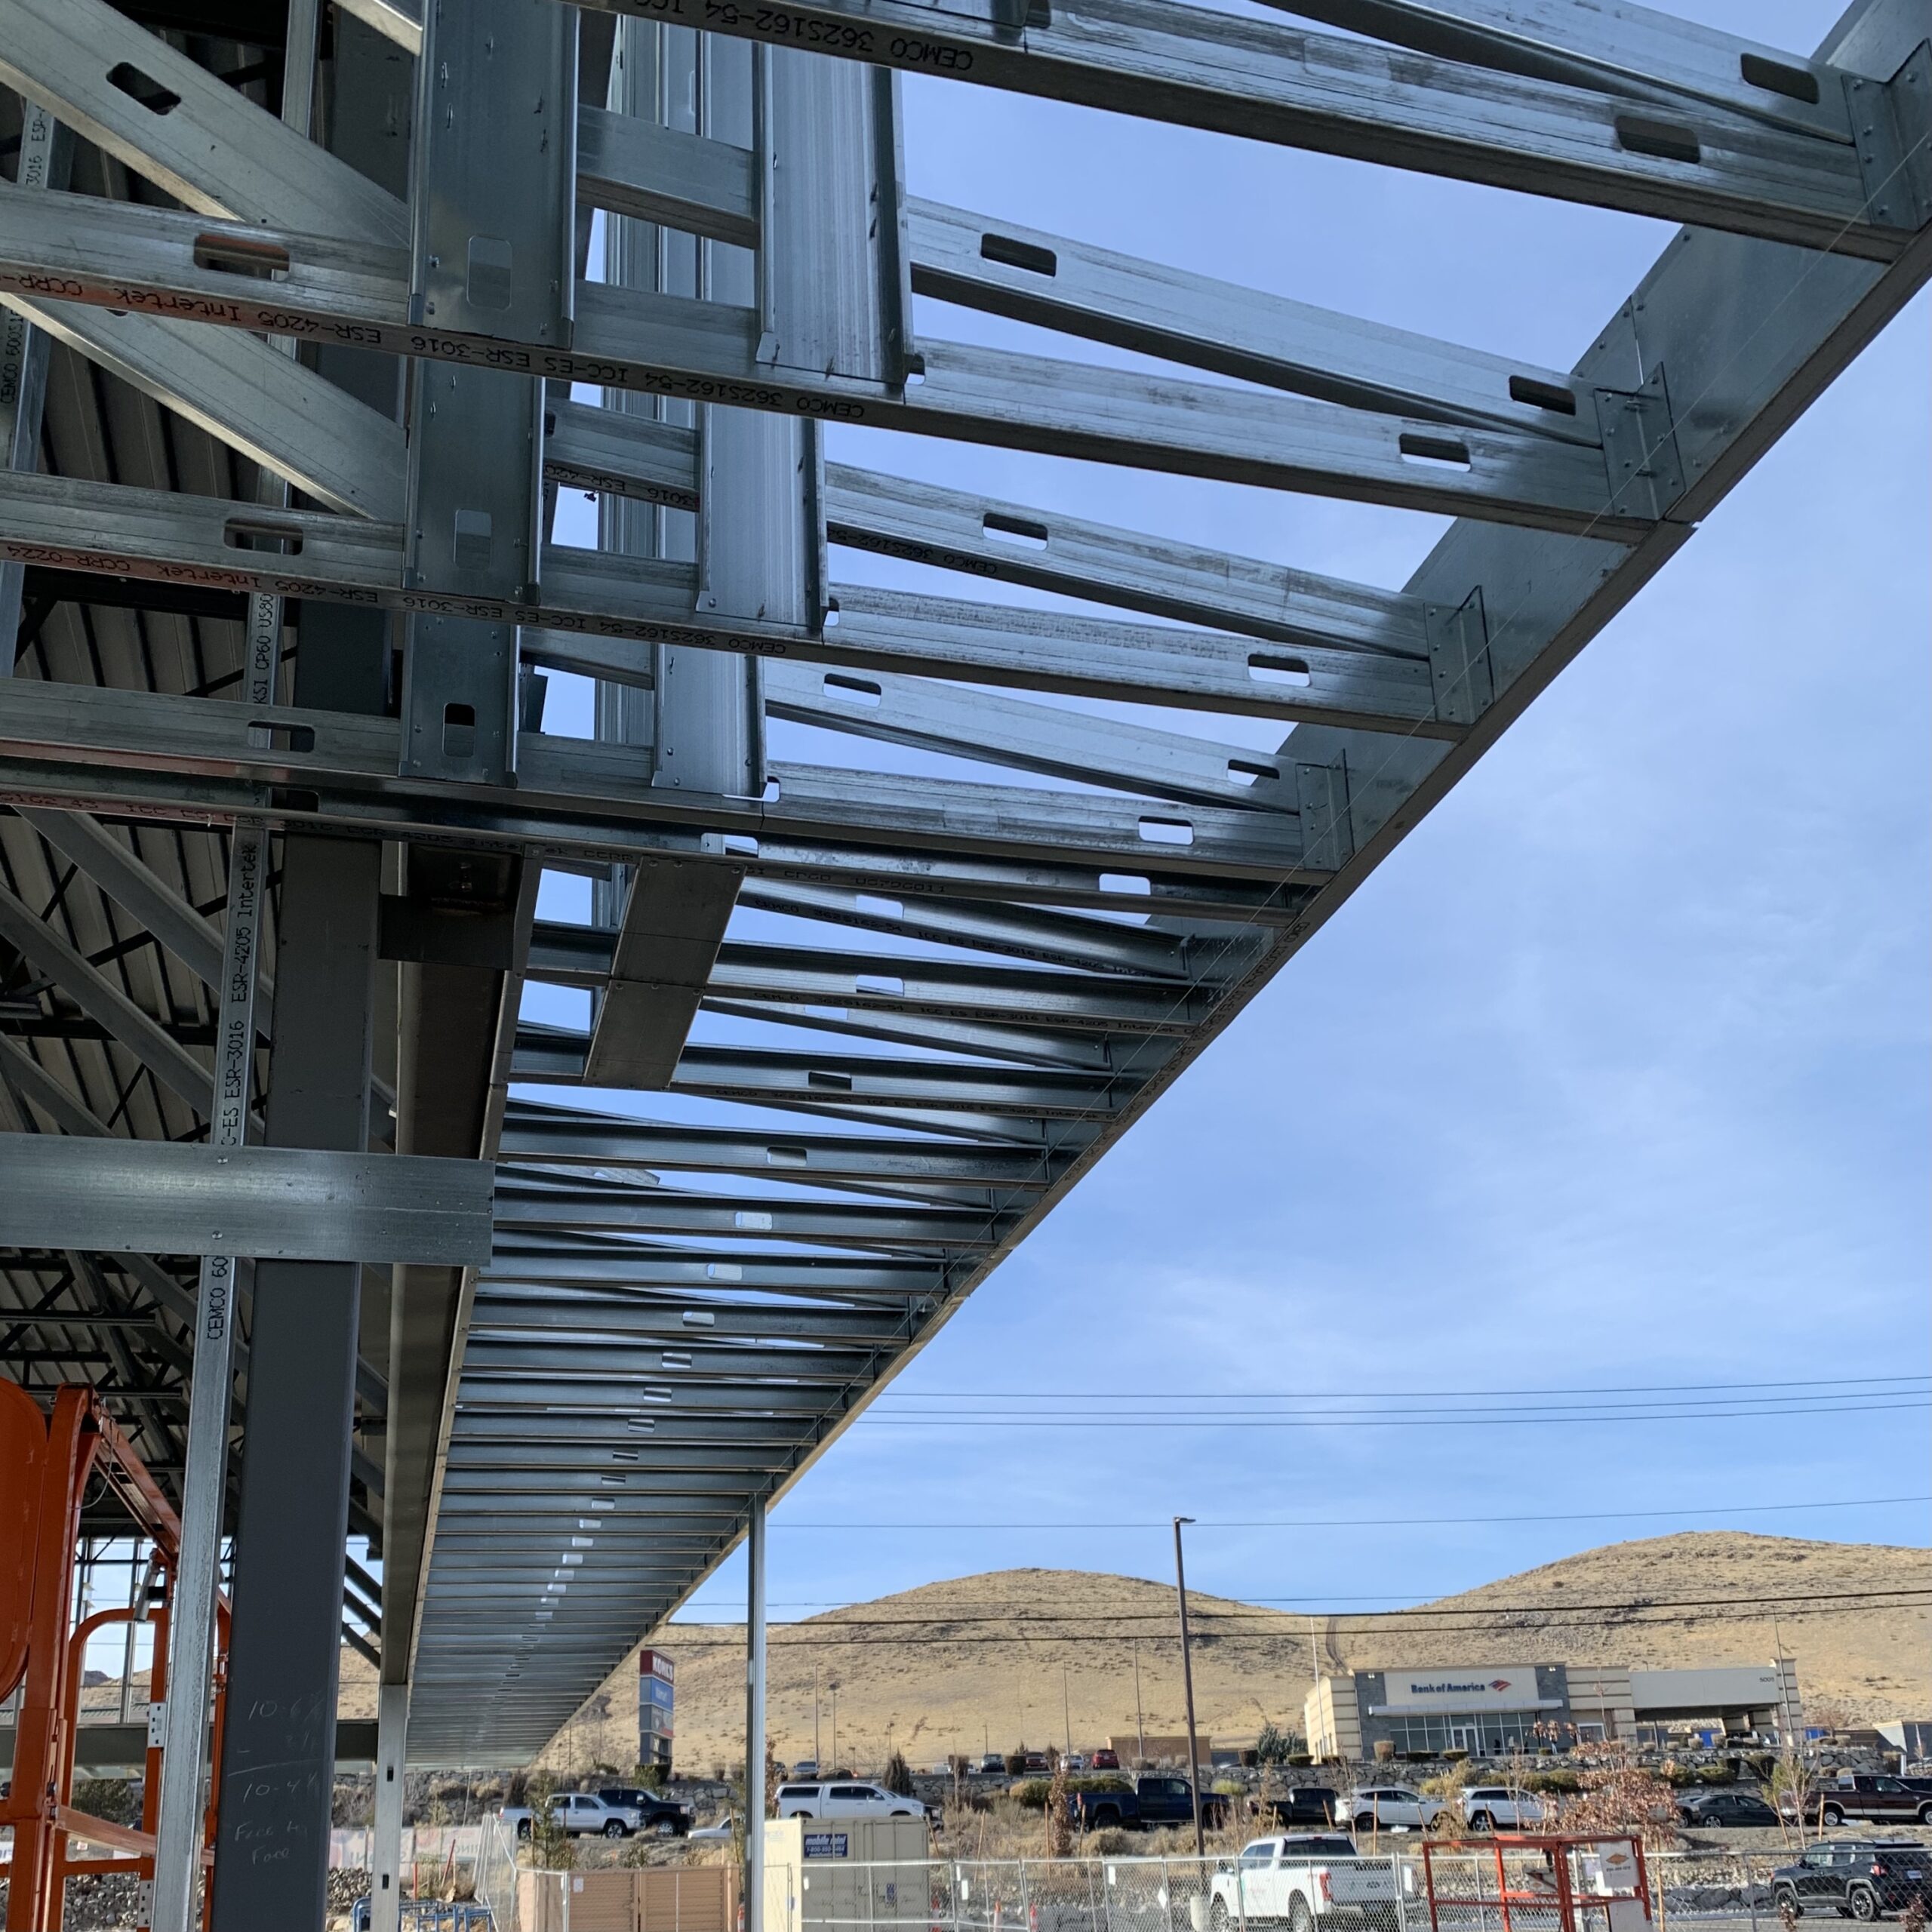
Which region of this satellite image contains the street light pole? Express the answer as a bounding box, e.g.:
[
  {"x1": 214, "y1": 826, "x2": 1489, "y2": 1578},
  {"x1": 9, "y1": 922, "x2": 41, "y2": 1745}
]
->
[
  {"x1": 1134, "y1": 1641, "x2": 1146, "y2": 1767},
  {"x1": 1063, "y1": 1665, "x2": 1072, "y2": 1760},
  {"x1": 1173, "y1": 1517, "x2": 1204, "y2": 1857}
]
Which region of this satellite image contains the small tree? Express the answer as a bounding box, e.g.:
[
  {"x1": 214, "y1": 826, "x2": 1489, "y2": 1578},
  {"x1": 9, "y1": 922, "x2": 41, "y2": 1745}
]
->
[
  {"x1": 1044, "y1": 1760, "x2": 1072, "y2": 1858},
  {"x1": 1005, "y1": 1746, "x2": 1029, "y2": 1777},
  {"x1": 883, "y1": 1750, "x2": 915, "y2": 1797},
  {"x1": 1558, "y1": 1765, "x2": 1679, "y2": 1850},
  {"x1": 526, "y1": 1771, "x2": 574, "y2": 1870},
  {"x1": 1770, "y1": 1747, "x2": 1822, "y2": 1848}
]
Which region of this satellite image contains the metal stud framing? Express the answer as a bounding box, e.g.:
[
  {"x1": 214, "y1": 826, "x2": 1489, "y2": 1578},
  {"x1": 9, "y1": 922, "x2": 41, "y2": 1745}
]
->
[{"x1": 0, "y1": 0, "x2": 1925, "y2": 1863}]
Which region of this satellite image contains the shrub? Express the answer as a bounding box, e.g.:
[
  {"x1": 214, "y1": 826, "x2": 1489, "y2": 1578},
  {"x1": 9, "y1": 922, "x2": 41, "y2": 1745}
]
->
[
  {"x1": 884, "y1": 1752, "x2": 914, "y2": 1797},
  {"x1": 72, "y1": 1778, "x2": 138, "y2": 1826},
  {"x1": 1256, "y1": 1724, "x2": 1297, "y2": 1766}
]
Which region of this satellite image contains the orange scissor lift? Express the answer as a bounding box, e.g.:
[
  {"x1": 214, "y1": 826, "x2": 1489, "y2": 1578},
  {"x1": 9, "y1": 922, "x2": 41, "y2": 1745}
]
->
[{"x1": 1, "y1": 1383, "x2": 229, "y2": 1932}]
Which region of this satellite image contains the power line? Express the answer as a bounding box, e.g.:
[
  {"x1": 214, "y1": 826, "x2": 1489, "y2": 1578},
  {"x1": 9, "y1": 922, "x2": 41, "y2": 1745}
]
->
[
  {"x1": 880, "y1": 1377, "x2": 1929, "y2": 1400},
  {"x1": 853, "y1": 1399, "x2": 1930, "y2": 1428},
  {"x1": 757, "y1": 1494, "x2": 1932, "y2": 1531},
  {"x1": 659, "y1": 1584, "x2": 1932, "y2": 1642}
]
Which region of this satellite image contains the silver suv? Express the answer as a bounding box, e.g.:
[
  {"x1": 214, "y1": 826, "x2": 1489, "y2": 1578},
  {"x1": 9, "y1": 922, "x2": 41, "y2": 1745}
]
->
[{"x1": 774, "y1": 1781, "x2": 929, "y2": 1821}]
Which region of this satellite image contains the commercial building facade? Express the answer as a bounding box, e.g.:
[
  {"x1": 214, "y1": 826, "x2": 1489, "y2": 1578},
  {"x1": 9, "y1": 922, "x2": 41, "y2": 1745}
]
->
[{"x1": 1306, "y1": 1660, "x2": 1801, "y2": 1761}]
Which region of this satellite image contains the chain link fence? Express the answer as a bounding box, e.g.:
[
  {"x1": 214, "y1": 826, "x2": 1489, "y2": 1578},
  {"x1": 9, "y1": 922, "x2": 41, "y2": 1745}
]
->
[
  {"x1": 470, "y1": 1835, "x2": 1926, "y2": 1932},
  {"x1": 746, "y1": 1845, "x2": 1895, "y2": 1932}
]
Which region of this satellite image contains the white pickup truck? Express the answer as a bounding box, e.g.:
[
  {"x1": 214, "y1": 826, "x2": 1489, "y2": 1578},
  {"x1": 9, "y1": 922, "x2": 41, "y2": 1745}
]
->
[
  {"x1": 500, "y1": 1792, "x2": 645, "y2": 1840},
  {"x1": 1210, "y1": 1835, "x2": 1400, "y2": 1932}
]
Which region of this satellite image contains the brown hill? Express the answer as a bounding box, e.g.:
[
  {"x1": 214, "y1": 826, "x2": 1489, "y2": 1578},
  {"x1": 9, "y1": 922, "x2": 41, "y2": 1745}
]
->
[{"x1": 534, "y1": 1533, "x2": 1930, "y2": 1775}]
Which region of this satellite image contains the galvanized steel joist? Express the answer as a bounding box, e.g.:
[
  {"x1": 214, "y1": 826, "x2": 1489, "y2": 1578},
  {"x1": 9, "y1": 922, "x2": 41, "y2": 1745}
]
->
[{"x1": 0, "y1": 0, "x2": 1924, "y2": 1789}]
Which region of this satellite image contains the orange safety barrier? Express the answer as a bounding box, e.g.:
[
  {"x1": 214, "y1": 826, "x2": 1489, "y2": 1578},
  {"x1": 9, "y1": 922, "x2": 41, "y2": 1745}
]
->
[{"x1": 0, "y1": 1386, "x2": 228, "y2": 1932}]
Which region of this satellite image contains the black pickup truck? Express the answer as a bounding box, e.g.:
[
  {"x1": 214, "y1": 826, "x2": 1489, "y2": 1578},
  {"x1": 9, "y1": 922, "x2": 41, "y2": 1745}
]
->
[
  {"x1": 1250, "y1": 1788, "x2": 1340, "y2": 1829},
  {"x1": 597, "y1": 1786, "x2": 693, "y2": 1836},
  {"x1": 1069, "y1": 1775, "x2": 1232, "y2": 1833}
]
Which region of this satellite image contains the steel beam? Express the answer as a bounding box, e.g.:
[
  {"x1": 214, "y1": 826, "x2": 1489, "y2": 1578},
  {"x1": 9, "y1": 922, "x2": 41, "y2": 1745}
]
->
[
  {"x1": 0, "y1": 193, "x2": 1666, "y2": 534},
  {"x1": 1266, "y1": 1, "x2": 1856, "y2": 140},
  {"x1": 0, "y1": 105, "x2": 69, "y2": 666},
  {"x1": 571, "y1": 0, "x2": 1919, "y2": 260},
  {"x1": 0, "y1": 469, "x2": 1447, "y2": 729},
  {"x1": 0, "y1": 876, "x2": 212, "y2": 1112},
  {"x1": 906, "y1": 195, "x2": 1600, "y2": 441},
  {"x1": 20, "y1": 811, "x2": 275, "y2": 1036},
  {"x1": 0, "y1": 1137, "x2": 494, "y2": 1261},
  {"x1": 0, "y1": 0, "x2": 407, "y2": 244},
  {"x1": 497, "y1": 1103, "x2": 1063, "y2": 1187},
  {"x1": 819, "y1": 463, "x2": 1431, "y2": 654},
  {"x1": 0, "y1": 297, "x2": 406, "y2": 521},
  {"x1": 211, "y1": 9, "x2": 390, "y2": 1881}
]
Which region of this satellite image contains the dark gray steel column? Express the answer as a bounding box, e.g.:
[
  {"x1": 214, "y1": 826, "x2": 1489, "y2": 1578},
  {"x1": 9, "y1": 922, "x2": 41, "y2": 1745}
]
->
[
  {"x1": 209, "y1": 14, "x2": 401, "y2": 1921},
  {"x1": 210, "y1": 646, "x2": 384, "y2": 1923}
]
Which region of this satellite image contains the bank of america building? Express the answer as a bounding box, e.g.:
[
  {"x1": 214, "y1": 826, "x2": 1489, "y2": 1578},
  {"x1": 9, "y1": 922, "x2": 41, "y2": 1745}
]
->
[{"x1": 1306, "y1": 1662, "x2": 1802, "y2": 1760}]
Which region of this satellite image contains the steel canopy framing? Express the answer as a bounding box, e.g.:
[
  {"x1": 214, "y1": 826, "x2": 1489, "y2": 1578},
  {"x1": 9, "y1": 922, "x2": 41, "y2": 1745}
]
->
[{"x1": 0, "y1": 0, "x2": 1924, "y2": 1807}]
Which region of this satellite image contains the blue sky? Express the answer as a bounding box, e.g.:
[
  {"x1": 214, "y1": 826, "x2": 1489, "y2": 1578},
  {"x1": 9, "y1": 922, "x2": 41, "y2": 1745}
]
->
[{"x1": 524, "y1": 0, "x2": 1932, "y2": 1626}]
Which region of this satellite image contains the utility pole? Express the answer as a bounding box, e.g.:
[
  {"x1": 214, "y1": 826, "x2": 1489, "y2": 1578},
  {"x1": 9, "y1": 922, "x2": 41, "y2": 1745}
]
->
[
  {"x1": 814, "y1": 1671, "x2": 821, "y2": 1764},
  {"x1": 1063, "y1": 1664, "x2": 1072, "y2": 1759},
  {"x1": 830, "y1": 1682, "x2": 839, "y2": 1772},
  {"x1": 1134, "y1": 1641, "x2": 1146, "y2": 1767},
  {"x1": 1173, "y1": 1517, "x2": 1204, "y2": 1857}
]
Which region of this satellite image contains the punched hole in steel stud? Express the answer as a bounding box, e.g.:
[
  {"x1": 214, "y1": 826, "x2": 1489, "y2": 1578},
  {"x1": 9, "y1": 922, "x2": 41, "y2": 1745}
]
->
[
  {"x1": 194, "y1": 233, "x2": 291, "y2": 279},
  {"x1": 442, "y1": 703, "x2": 476, "y2": 759},
  {"x1": 1740, "y1": 52, "x2": 1820, "y2": 102},
  {"x1": 1139, "y1": 817, "x2": 1194, "y2": 847},
  {"x1": 1614, "y1": 114, "x2": 1702, "y2": 164},
  {"x1": 109, "y1": 62, "x2": 181, "y2": 115},
  {"x1": 1398, "y1": 432, "x2": 1472, "y2": 471},
  {"x1": 1248, "y1": 654, "x2": 1311, "y2": 688},
  {"x1": 1508, "y1": 375, "x2": 1578, "y2": 416},
  {"x1": 824, "y1": 673, "x2": 881, "y2": 706},
  {"x1": 983, "y1": 512, "x2": 1049, "y2": 551},
  {"x1": 980, "y1": 232, "x2": 1058, "y2": 277},
  {"x1": 223, "y1": 515, "x2": 303, "y2": 556}
]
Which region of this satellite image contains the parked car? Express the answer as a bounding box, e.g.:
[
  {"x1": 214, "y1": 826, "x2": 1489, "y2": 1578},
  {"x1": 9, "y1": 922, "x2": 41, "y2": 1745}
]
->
[
  {"x1": 1091, "y1": 1750, "x2": 1121, "y2": 1770},
  {"x1": 1060, "y1": 1753, "x2": 1088, "y2": 1772},
  {"x1": 775, "y1": 1780, "x2": 931, "y2": 1821},
  {"x1": 1345, "y1": 1788, "x2": 1444, "y2": 1834},
  {"x1": 597, "y1": 1786, "x2": 693, "y2": 1836},
  {"x1": 1772, "y1": 1841, "x2": 1932, "y2": 1921},
  {"x1": 791, "y1": 1760, "x2": 820, "y2": 1778},
  {"x1": 1461, "y1": 1787, "x2": 1549, "y2": 1832},
  {"x1": 1677, "y1": 1789, "x2": 1780, "y2": 1829},
  {"x1": 1814, "y1": 1777, "x2": 1932, "y2": 1828},
  {"x1": 690, "y1": 1814, "x2": 736, "y2": 1842},
  {"x1": 1252, "y1": 1789, "x2": 1340, "y2": 1829},
  {"x1": 979, "y1": 1754, "x2": 1007, "y2": 1775},
  {"x1": 1068, "y1": 1774, "x2": 1233, "y2": 1833},
  {"x1": 501, "y1": 1792, "x2": 644, "y2": 1839},
  {"x1": 1211, "y1": 1835, "x2": 1398, "y2": 1930},
  {"x1": 1023, "y1": 1752, "x2": 1051, "y2": 1774}
]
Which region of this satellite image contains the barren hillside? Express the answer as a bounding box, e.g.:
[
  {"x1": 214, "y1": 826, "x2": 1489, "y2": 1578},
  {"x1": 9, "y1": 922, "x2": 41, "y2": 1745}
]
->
[{"x1": 530, "y1": 1534, "x2": 1930, "y2": 1775}]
